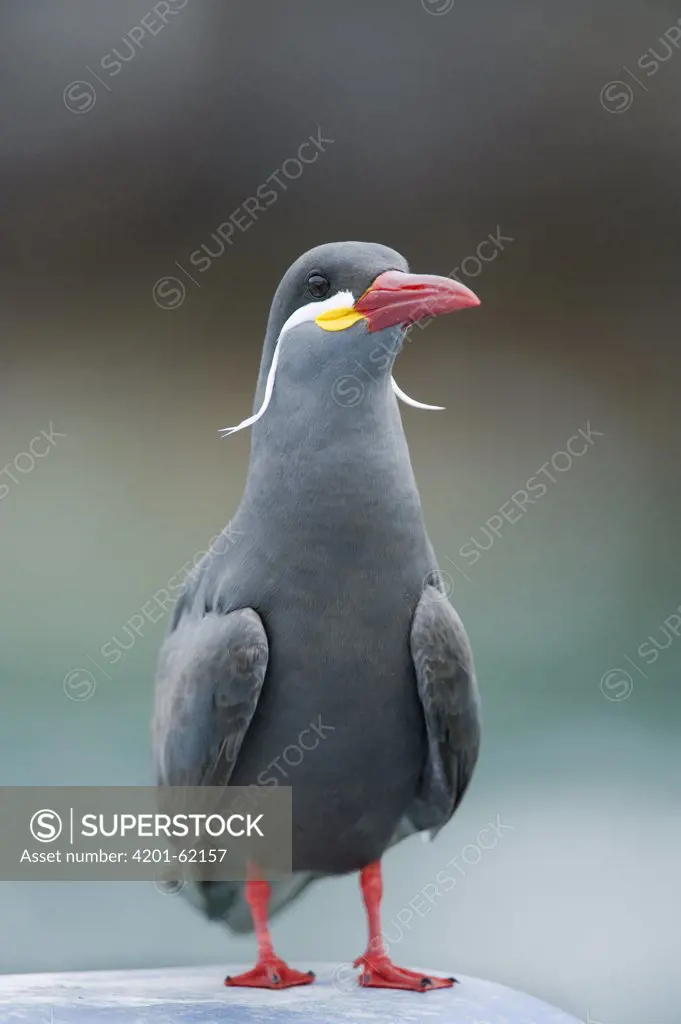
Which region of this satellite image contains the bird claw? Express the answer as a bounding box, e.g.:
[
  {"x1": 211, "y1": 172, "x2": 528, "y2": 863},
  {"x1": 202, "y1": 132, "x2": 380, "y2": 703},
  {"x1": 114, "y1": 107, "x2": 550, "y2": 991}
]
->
[
  {"x1": 353, "y1": 952, "x2": 456, "y2": 992},
  {"x1": 225, "y1": 957, "x2": 315, "y2": 989}
]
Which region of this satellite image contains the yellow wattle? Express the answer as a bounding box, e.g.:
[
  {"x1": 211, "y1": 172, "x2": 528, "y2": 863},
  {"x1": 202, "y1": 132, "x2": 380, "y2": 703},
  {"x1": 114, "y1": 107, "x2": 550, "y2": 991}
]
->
[{"x1": 315, "y1": 307, "x2": 366, "y2": 332}]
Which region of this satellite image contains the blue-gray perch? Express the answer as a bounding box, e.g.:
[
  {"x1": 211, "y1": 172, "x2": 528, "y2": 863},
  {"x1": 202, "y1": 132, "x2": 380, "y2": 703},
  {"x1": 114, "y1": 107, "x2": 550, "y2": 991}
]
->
[{"x1": 0, "y1": 965, "x2": 584, "y2": 1022}]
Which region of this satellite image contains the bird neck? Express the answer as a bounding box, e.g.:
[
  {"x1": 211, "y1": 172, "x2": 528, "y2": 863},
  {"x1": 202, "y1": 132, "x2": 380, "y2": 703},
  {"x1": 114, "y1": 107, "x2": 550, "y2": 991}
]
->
[{"x1": 239, "y1": 375, "x2": 426, "y2": 541}]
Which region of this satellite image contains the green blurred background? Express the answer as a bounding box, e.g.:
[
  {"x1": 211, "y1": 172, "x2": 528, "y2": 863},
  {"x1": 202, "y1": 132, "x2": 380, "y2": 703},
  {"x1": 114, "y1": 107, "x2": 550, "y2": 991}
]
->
[{"x1": 1, "y1": 1, "x2": 680, "y2": 1020}]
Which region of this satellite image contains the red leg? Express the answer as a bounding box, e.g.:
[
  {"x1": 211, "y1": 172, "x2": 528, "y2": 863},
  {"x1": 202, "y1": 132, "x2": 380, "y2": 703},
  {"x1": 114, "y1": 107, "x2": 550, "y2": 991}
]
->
[
  {"x1": 225, "y1": 867, "x2": 315, "y2": 990},
  {"x1": 353, "y1": 860, "x2": 456, "y2": 992}
]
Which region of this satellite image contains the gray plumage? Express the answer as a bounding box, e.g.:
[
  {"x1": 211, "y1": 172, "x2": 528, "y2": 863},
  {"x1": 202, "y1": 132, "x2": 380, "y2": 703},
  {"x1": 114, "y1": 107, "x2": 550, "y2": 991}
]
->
[{"x1": 152, "y1": 241, "x2": 481, "y2": 933}]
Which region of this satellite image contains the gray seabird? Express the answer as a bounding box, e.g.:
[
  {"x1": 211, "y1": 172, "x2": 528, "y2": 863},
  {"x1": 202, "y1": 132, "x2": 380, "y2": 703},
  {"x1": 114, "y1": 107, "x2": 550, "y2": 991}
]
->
[{"x1": 153, "y1": 241, "x2": 482, "y2": 992}]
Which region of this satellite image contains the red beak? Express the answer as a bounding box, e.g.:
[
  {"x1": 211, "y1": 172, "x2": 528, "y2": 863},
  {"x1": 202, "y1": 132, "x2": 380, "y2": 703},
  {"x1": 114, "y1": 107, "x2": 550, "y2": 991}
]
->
[{"x1": 354, "y1": 270, "x2": 480, "y2": 333}]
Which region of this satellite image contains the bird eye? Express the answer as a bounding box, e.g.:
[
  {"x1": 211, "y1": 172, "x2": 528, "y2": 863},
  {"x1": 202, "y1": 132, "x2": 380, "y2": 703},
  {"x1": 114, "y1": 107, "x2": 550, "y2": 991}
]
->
[{"x1": 306, "y1": 272, "x2": 331, "y2": 299}]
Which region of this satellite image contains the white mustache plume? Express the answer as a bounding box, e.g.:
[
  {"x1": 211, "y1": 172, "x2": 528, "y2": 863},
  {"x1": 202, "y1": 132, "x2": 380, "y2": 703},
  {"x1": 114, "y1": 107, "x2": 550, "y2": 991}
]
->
[{"x1": 219, "y1": 292, "x2": 443, "y2": 438}]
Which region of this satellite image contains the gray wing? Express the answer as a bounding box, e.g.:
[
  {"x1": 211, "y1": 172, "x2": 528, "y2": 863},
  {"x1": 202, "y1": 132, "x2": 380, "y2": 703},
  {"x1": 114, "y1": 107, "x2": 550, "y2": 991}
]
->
[
  {"x1": 152, "y1": 606, "x2": 318, "y2": 933},
  {"x1": 408, "y1": 584, "x2": 481, "y2": 835},
  {"x1": 152, "y1": 608, "x2": 268, "y2": 787}
]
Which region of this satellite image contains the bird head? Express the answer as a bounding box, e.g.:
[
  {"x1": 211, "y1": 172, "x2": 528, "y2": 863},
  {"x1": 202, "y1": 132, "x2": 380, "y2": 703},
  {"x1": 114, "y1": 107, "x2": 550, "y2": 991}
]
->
[{"x1": 221, "y1": 241, "x2": 480, "y2": 436}]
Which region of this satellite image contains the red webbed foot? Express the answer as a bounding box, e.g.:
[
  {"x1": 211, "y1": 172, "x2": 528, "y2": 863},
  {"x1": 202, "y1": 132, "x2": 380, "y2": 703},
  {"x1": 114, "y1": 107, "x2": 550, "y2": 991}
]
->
[
  {"x1": 225, "y1": 957, "x2": 315, "y2": 990},
  {"x1": 353, "y1": 952, "x2": 456, "y2": 992}
]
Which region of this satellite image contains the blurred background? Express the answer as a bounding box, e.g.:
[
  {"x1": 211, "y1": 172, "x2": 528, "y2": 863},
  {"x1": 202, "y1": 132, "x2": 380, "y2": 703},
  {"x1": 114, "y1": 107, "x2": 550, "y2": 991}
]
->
[{"x1": 1, "y1": 1, "x2": 680, "y2": 1020}]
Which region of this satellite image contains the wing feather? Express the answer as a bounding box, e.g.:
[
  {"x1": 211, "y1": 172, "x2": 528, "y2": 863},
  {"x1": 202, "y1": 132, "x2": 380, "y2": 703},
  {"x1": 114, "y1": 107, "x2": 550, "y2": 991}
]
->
[
  {"x1": 409, "y1": 584, "x2": 481, "y2": 834},
  {"x1": 152, "y1": 608, "x2": 268, "y2": 788}
]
